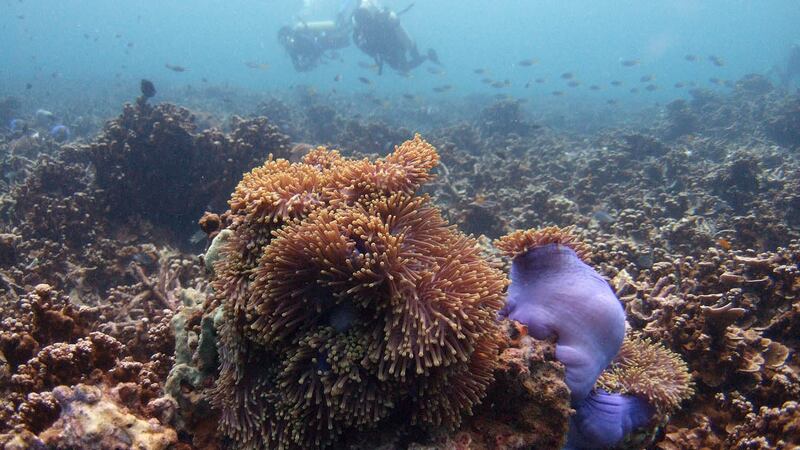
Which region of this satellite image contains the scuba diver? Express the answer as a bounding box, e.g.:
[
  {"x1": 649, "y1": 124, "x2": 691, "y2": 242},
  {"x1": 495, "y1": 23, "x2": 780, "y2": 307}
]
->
[
  {"x1": 279, "y1": 0, "x2": 438, "y2": 75},
  {"x1": 278, "y1": 15, "x2": 351, "y2": 72},
  {"x1": 351, "y1": 0, "x2": 438, "y2": 75}
]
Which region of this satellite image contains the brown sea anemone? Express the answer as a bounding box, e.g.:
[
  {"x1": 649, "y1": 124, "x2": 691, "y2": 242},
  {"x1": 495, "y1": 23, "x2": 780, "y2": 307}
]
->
[
  {"x1": 210, "y1": 136, "x2": 507, "y2": 449},
  {"x1": 493, "y1": 226, "x2": 591, "y2": 262},
  {"x1": 597, "y1": 333, "x2": 694, "y2": 415}
]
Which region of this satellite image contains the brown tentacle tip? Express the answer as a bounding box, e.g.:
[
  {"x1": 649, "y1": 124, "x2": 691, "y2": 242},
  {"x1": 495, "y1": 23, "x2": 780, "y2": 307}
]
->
[{"x1": 494, "y1": 226, "x2": 592, "y2": 262}]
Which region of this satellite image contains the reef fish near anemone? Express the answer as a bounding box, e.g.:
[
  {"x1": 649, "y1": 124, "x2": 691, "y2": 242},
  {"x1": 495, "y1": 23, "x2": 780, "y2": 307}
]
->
[{"x1": 495, "y1": 227, "x2": 626, "y2": 403}]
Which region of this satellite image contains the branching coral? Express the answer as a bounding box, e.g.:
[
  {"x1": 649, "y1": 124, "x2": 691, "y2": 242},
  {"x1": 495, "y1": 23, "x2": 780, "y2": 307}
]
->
[{"x1": 210, "y1": 135, "x2": 506, "y2": 449}]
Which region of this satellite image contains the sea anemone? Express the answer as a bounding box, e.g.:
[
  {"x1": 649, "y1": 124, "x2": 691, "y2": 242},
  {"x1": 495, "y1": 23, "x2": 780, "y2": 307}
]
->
[
  {"x1": 211, "y1": 136, "x2": 506, "y2": 449},
  {"x1": 494, "y1": 227, "x2": 625, "y2": 403},
  {"x1": 597, "y1": 333, "x2": 694, "y2": 415}
]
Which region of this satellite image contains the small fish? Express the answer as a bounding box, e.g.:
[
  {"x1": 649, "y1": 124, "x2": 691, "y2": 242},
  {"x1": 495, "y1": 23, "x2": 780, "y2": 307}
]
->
[
  {"x1": 640, "y1": 74, "x2": 654, "y2": 82},
  {"x1": 427, "y1": 48, "x2": 441, "y2": 65},
  {"x1": 629, "y1": 87, "x2": 639, "y2": 93},
  {"x1": 610, "y1": 80, "x2": 622, "y2": 87},
  {"x1": 620, "y1": 59, "x2": 640, "y2": 67},
  {"x1": 589, "y1": 84, "x2": 601, "y2": 91},
  {"x1": 551, "y1": 90, "x2": 564, "y2": 96},
  {"x1": 358, "y1": 61, "x2": 378, "y2": 70},
  {"x1": 592, "y1": 210, "x2": 616, "y2": 224},
  {"x1": 518, "y1": 58, "x2": 539, "y2": 67},
  {"x1": 491, "y1": 81, "x2": 506, "y2": 88},
  {"x1": 17, "y1": 14, "x2": 24, "y2": 19},
  {"x1": 334, "y1": 74, "x2": 342, "y2": 82},
  {"x1": 645, "y1": 84, "x2": 658, "y2": 91},
  {"x1": 606, "y1": 99, "x2": 617, "y2": 105},
  {"x1": 535, "y1": 78, "x2": 546, "y2": 84},
  {"x1": 723, "y1": 80, "x2": 734, "y2": 88},
  {"x1": 524, "y1": 81, "x2": 531, "y2": 88},
  {"x1": 708, "y1": 55, "x2": 724, "y2": 66},
  {"x1": 115, "y1": 33, "x2": 122, "y2": 39},
  {"x1": 684, "y1": 54, "x2": 698, "y2": 62},
  {"x1": 674, "y1": 82, "x2": 685, "y2": 88},
  {"x1": 567, "y1": 80, "x2": 580, "y2": 87},
  {"x1": 127, "y1": 42, "x2": 134, "y2": 48},
  {"x1": 716, "y1": 238, "x2": 732, "y2": 250},
  {"x1": 201, "y1": 77, "x2": 208, "y2": 83},
  {"x1": 427, "y1": 66, "x2": 444, "y2": 75},
  {"x1": 165, "y1": 63, "x2": 187, "y2": 72},
  {"x1": 402, "y1": 93, "x2": 415, "y2": 100},
  {"x1": 708, "y1": 77, "x2": 721, "y2": 85},
  {"x1": 433, "y1": 84, "x2": 452, "y2": 93},
  {"x1": 358, "y1": 77, "x2": 372, "y2": 85},
  {"x1": 473, "y1": 68, "x2": 486, "y2": 74},
  {"x1": 25, "y1": 82, "x2": 32, "y2": 90},
  {"x1": 140, "y1": 79, "x2": 156, "y2": 98},
  {"x1": 481, "y1": 77, "x2": 493, "y2": 84},
  {"x1": 244, "y1": 61, "x2": 269, "y2": 70},
  {"x1": 561, "y1": 72, "x2": 574, "y2": 79}
]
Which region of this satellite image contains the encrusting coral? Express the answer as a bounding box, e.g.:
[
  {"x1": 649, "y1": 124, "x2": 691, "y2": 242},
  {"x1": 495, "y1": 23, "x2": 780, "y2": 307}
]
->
[{"x1": 210, "y1": 135, "x2": 508, "y2": 449}]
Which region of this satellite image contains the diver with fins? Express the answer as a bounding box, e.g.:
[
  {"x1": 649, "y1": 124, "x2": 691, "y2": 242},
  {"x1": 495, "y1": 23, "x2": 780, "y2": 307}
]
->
[{"x1": 278, "y1": 0, "x2": 439, "y2": 75}]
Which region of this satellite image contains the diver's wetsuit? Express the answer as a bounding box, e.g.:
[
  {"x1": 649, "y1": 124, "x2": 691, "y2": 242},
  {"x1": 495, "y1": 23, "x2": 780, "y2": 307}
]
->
[
  {"x1": 279, "y1": 21, "x2": 350, "y2": 72},
  {"x1": 352, "y1": 4, "x2": 425, "y2": 75}
]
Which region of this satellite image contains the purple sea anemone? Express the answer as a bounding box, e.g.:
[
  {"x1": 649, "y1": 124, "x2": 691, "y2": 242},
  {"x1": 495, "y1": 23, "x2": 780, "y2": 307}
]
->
[{"x1": 496, "y1": 228, "x2": 625, "y2": 403}]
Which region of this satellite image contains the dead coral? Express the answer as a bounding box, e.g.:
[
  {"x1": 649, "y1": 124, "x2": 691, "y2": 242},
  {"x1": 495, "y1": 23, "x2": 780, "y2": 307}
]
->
[{"x1": 38, "y1": 384, "x2": 177, "y2": 450}]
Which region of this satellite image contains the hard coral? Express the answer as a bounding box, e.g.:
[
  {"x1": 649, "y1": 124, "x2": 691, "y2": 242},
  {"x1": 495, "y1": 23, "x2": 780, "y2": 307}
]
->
[{"x1": 211, "y1": 135, "x2": 506, "y2": 449}]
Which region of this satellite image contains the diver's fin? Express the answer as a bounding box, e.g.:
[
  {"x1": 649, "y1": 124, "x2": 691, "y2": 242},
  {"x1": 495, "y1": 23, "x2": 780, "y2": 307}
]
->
[{"x1": 397, "y1": 3, "x2": 415, "y2": 15}]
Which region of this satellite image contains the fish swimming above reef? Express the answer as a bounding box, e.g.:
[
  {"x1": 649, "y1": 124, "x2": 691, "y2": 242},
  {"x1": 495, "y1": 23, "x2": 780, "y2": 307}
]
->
[
  {"x1": 640, "y1": 74, "x2": 654, "y2": 82},
  {"x1": 165, "y1": 63, "x2": 187, "y2": 72},
  {"x1": 433, "y1": 84, "x2": 452, "y2": 93},
  {"x1": 684, "y1": 54, "x2": 698, "y2": 62},
  {"x1": 358, "y1": 76, "x2": 372, "y2": 85},
  {"x1": 620, "y1": 58, "x2": 640, "y2": 67},
  {"x1": 561, "y1": 72, "x2": 574, "y2": 79},
  {"x1": 244, "y1": 61, "x2": 270, "y2": 70},
  {"x1": 708, "y1": 55, "x2": 725, "y2": 66},
  {"x1": 610, "y1": 80, "x2": 622, "y2": 86},
  {"x1": 518, "y1": 58, "x2": 539, "y2": 67}
]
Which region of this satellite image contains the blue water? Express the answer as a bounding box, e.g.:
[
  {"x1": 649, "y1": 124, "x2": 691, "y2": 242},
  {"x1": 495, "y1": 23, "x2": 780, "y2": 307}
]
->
[{"x1": 2, "y1": 0, "x2": 799, "y2": 108}]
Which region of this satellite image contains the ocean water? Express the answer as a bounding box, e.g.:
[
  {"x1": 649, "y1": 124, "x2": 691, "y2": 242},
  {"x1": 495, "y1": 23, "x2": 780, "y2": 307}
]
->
[
  {"x1": 3, "y1": 0, "x2": 799, "y2": 109},
  {"x1": 2, "y1": 1, "x2": 800, "y2": 449}
]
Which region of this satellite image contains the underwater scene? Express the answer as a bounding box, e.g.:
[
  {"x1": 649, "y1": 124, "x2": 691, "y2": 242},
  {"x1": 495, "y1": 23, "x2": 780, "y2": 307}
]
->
[{"x1": 1, "y1": 0, "x2": 800, "y2": 449}]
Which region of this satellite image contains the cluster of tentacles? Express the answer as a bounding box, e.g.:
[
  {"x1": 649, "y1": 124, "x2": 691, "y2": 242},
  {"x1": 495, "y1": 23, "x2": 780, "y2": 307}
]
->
[{"x1": 210, "y1": 135, "x2": 508, "y2": 449}]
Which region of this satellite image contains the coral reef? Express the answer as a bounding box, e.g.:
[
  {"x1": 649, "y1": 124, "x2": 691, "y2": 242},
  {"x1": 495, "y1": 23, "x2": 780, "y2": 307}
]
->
[
  {"x1": 210, "y1": 135, "x2": 508, "y2": 449},
  {"x1": 85, "y1": 99, "x2": 291, "y2": 239}
]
